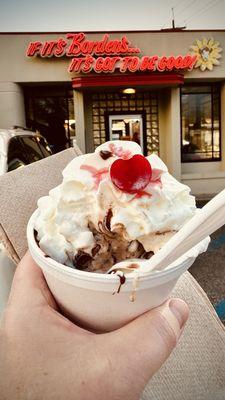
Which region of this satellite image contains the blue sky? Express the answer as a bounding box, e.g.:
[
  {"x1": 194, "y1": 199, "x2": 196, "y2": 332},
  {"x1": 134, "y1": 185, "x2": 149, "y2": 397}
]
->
[{"x1": 0, "y1": 0, "x2": 225, "y2": 31}]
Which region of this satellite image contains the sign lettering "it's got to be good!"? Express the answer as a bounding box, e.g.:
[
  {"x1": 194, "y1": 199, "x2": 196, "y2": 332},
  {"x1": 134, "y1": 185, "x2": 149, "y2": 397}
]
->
[{"x1": 26, "y1": 32, "x2": 197, "y2": 73}]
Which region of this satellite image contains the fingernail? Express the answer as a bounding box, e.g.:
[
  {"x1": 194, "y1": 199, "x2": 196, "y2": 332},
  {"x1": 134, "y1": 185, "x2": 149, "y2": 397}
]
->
[{"x1": 169, "y1": 299, "x2": 189, "y2": 329}]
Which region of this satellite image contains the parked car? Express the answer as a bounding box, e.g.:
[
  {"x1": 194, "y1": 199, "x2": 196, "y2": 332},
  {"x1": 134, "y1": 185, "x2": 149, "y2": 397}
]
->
[
  {"x1": 0, "y1": 127, "x2": 52, "y2": 306},
  {"x1": 0, "y1": 126, "x2": 52, "y2": 175}
]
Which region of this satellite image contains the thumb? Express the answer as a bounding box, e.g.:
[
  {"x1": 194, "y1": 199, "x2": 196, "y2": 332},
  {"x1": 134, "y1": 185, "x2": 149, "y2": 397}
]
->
[
  {"x1": 8, "y1": 252, "x2": 57, "y2": 310},
  {"x1": 107, "y1": 298, "x2": 189, "y2": 396}
]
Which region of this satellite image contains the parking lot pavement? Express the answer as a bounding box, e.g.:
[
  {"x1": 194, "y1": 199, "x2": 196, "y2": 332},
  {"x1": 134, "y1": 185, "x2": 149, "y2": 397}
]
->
[{"x1": 190, "y1": 224, "x2": 225, "y2": 324}]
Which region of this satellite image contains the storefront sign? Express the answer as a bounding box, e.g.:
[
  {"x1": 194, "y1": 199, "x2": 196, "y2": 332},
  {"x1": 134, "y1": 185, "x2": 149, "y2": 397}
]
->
[{"x1": 26, "y1": 32, "x2": 197, "y2": 73}]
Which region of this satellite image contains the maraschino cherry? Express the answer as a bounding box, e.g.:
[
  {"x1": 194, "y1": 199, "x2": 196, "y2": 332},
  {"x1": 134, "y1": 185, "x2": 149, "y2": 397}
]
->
[{"x1": 110, "y1": 154, "x2": 152, "y2": 193}]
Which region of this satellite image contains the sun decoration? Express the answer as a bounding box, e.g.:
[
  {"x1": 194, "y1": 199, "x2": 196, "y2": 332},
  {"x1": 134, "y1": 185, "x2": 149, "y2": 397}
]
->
[{"x1": 190, "y1": 38, "x2": 222, "y2": 71}]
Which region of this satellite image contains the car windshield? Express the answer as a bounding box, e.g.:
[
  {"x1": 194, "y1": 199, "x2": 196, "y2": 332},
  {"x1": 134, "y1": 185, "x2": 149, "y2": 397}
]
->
[
  {"x1": 7, "y1": 134, "x2": 52, "y2": 172},
  {"x1": 7, "y1": 136, "x2": 28, "y2": 171}
]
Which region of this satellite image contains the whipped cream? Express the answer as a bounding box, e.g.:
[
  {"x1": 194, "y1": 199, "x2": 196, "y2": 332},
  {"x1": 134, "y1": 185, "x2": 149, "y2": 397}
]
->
[{"x1": 35, "y1": 141, "x2": 196, "y2": 267}]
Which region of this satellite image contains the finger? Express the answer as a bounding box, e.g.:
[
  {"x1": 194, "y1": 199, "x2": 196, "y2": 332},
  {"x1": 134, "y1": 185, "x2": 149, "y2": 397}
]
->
[
  {"x1": 105, "y1": 298, "x2": 189, "y2": 394},
  {"x1": 8, "y1": 251, "x2": 57, "y2": 309}
]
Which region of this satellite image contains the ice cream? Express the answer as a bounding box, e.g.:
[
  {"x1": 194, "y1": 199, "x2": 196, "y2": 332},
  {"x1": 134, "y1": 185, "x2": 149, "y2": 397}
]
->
[{"x1": 34, "y1": 141, "x2": 196, "y2": 273}]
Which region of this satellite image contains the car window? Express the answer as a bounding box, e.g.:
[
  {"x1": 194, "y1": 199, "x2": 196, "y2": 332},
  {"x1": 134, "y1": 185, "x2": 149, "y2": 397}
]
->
[
  {"x1": 7, "y1": 137, "x2": 29, "y2": 172},
  {"x1": 36, "y1": 136, "x2": 52, "y2": 157},
  {"x1": 19, "y1": 136, "x2": 45, "y2": 163}
]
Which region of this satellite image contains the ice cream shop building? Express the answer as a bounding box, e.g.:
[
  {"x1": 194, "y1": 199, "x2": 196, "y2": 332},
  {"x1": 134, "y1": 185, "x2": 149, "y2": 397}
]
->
[{"x1": 0, "y1": 29, "x2": 225, "y2": 196}]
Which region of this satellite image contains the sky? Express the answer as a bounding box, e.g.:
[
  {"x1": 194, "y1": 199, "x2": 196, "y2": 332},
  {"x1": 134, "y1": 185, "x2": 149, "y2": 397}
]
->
[{"x1": 0, "y1": 0, "x2": 225, "y2": 31}]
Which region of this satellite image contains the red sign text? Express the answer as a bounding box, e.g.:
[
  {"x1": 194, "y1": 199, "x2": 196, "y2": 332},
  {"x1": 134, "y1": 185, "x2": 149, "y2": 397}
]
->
[{"x1": 26, "y1": 32, "x2": 197, "y2": 73}]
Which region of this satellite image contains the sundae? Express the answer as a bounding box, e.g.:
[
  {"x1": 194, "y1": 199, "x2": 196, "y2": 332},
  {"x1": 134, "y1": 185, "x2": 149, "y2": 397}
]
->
[{"x1": 35, "y1": 141, "x2": 196, "y2": 273}]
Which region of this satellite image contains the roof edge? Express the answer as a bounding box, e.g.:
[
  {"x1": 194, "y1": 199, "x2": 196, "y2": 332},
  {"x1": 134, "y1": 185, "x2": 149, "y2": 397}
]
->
[{"x1": 0, "y1": 29, "x2": 225, "y2": 35}]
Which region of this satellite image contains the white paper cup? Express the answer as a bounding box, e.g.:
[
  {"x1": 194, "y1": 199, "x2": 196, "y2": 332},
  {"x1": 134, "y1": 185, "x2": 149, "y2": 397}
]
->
[{"x1": 27, "y1": 210, "x2": 210, "y2": 332}]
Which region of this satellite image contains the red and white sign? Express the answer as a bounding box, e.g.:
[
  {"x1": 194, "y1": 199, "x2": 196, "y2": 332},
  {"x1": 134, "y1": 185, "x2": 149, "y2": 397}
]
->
[{"x1": 26, "y1": 32, "x2": 197, "y2": 73}]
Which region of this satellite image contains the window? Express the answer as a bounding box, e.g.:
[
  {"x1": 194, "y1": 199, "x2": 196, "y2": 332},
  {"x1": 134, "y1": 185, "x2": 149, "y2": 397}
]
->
[
  {"x1": 24, "y1": 86, "x2": 75, "y2": 154},
  {"x1": 107, "y1": 113, "x2": 145, "y2": 153},
  {"x1": 181, "y1": 84, "x2": 221, "y2": 162},
  {"x1": 7, "y1": 137, "x2": 29, "y2": 171}
]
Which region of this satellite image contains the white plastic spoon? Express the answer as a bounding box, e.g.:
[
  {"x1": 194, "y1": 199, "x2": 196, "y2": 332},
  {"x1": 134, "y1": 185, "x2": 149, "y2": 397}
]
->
[{"x1": 108, "y1": 187, "x2": 225, "y2": 274}]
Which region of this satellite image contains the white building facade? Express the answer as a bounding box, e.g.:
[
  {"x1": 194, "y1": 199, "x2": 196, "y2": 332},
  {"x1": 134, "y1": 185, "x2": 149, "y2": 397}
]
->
[{"x1": 0, "y1": 30, "x2": 225, "y2": 197}]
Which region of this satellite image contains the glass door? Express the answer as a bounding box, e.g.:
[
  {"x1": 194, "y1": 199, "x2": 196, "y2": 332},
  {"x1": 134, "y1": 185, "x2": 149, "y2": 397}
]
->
[{"x1": 108, "y1": 114, "x2": 144, "y2": 152}]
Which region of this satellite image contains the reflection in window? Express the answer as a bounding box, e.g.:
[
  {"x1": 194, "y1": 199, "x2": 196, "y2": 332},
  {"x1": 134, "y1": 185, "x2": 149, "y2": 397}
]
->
[
  {"x1": 36, "y1": 136, "x2": 52, "y2": 157},
  {"x1": 181, "y1": 85, "x2": 221, "y2": 162},
  {"x1": 20, "y1": 136, "x2": 44, "y2": 162}
]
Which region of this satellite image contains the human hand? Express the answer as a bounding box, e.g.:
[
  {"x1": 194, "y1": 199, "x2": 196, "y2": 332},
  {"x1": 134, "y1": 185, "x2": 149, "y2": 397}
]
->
[{"x1": 0, "y1": 252, "x2": 189, "y2": 400}]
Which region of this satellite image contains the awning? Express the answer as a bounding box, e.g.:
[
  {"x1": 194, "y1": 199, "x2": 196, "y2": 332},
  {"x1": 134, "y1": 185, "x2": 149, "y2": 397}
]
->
[{"x1": 72, "y1": 72, "x2": 184, "y2": 89}]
